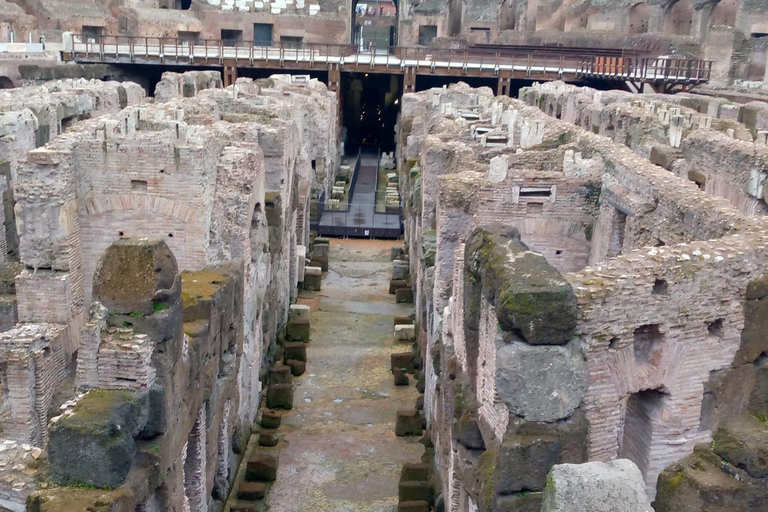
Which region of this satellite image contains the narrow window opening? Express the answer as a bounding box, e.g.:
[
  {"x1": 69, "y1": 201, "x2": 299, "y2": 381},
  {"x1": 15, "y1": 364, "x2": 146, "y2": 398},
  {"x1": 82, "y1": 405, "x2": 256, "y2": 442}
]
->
[
  {"x1": 652, "y1": 279, "x2": 668, "y2": 295},
  {"x1": 707, "y1": 319, "x2": 724, "y2": 337}
]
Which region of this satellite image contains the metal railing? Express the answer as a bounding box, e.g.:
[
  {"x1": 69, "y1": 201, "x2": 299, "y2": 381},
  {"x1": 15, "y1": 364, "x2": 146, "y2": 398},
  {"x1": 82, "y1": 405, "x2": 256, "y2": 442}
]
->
[
  {"x1": 313, "y1": 201, "x2": 402, "y2": 239},
  {"x1": 579, "y1": 56, "x2": 713, "y2": 83},
  {"x1": 65, "y1": 34, "x2": 713, "y2": 84}
]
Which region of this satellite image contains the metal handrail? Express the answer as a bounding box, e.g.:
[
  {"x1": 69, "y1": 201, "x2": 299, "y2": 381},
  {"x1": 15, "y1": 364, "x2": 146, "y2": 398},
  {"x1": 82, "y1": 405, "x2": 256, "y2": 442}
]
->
[{"x1": 67, "y1": 34, "x2": 713, "y2": 84}]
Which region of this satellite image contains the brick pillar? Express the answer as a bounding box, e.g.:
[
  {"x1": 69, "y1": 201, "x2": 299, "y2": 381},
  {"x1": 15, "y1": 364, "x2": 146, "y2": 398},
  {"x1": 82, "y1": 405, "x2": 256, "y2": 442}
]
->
[
  {"x1": 403, "y1": 67, "x2": 417, "y2": 93},
  {"x1": 223, "y1": 66, "x2": 237, "y2": 87},
  {"x1": 497, "y1": 70, "x2": 511, "y2": 97}
]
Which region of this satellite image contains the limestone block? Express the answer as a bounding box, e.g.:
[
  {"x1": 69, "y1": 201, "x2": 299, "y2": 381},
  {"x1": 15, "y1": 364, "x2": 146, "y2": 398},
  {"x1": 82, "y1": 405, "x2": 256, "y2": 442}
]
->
[
  {"x1": 465, "y1": 229, "x2": 577, "y2": 345},
  {"x1": 398, "y1": 481, "x2": 431, "y2": 502},
  {"x1": 260, "y1": 410, "x2": 281, "y2": 429},
  {"x1": 92, "y1": 238, "x2": 179, "y2": 316},
  {"x1": 238, "y1": 482, "x2": 266, "y2": 500},
  {"x1": 269, "y1": 365, "x2": 292, "y2": 384},
  {"x1": 398, "y1": 501, "x2": 429, "y2": 512},
  {"x1": 287, "y1": 359, "x2": 306, "y2": 376},
  {"x1": 391, "y1": 352, "x2": 415, "y2": 373},
  {"x1": 700, "y1": 365, "x2": 756, "y2": 430},
  {"x1": 396, "y1": 410, "x2": 423, "y2": 437},
  {"x1": 258, "y1": 432, "x2": 278, "y2": 447},
  {"x1": 303, "y1": 266, "x2": 322, "y2": 291},
  {"x1": 649, "y1": 145, "x2": 683, "y2": 171},
  {"x1": 284, "y1": 342, "x2": 307, "y2": 362},
  {"x1": 734, "y1": 276, "x2": 768, "y2": 365},
  {"x1": 396, "y1": 288, "x2": 414, "y2": 303},
  {"x1": 496, "y1": 341, "x2": 587, "y2": 422},
  {"x1": 541, "y1": 460, "x2": 652, "y2": 512},
  {"x1": 394, "y1": 367, "x2": 410, "y2": 386},
  {"x1": 245, "y1": 453, "x2": 278, "y2": 482},
  {"x1": 394, "y1": 324, "x2": 416, "y2": 343},
  {"x1": 288, "y1": 304, "x2": 310, "y2": 324},
  {"x1": 394, "y1": 316, "x2": 414, "y2": 326},
  {"x1": 389, "y1": 279, "x2": 408, "y2": 294},
  {"x1": 454, "y1": 412, "x2": 485, "y2": 450},
  {"x1": 400, "y1": 462, "x2": 429, "y2": 482},
  {"x1": 494, "y1": 410, "x2": 588, "y2": 494},
  {"x1": 393, "y1": 260, "x2": 410, "y2": 280},
  {"x1": 266, "y1": 384, "x2": 293, "y2": 410},
  {"x1": 713, "y1": 416, "x2": 768, "y2": 479},
  {"x1": 48, "y1": 389, "x2": 148, "y2": 489}
]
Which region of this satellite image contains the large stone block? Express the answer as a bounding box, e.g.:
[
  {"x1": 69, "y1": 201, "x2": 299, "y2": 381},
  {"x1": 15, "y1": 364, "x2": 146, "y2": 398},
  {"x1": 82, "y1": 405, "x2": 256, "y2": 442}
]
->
[
  {"x1": 398, "y1": 501, "x2": 429, "y2": 512},
  {"x1": 394, "y1": 324, "x2": 416, "y2": 343},
  {"x1": 284, "y1": 342, "x2": 307, "y2": 362},
  {"x1": 700, "y1": 365, "x2": 756, "y2": 430},
  {"x1": 396, "y1": 409, "x2": 423, "y2": 437},
  {"x1": 713, "y1": 415, "x2": 768, "y2": 479},
  {"x1": 48, "y1": 390, "x2": 148, "y2": 489},
  {"x1": 391, "y1": 352, "x2": 415, "y2": 373},
  {"x1": 303, "y1": 267, "x2": 322, "y2": 291},
  {"x1": 464, "y1": 229, "x2": 577, "y2": 345},
  {"x1": 496, "y1": 341, "x2": 587, "y2": 422},
  {"x1": 399, "y1": 481, "x2": 431, "y2": 503},
  {"x1": 541, "y1": 460, "x2": 652, "y2": 512},
  {"x1": 266, "y1": 383, "x2": 293, "y2": 410},
  {"x1": 393, "y1": 260, "x2": 410, "y2": 280},
  {"x1": 246, "y1": 453, "x2": 278, "y2": 482},
  {"x1": 389, "y1": 279, "x2": 408, "y2": 294},
  {"x1": 494, "y1": 409, "x2": 588, "y2": 494},
  {"x1": 238, "y1": 482, "x2": 266, "y2": 500},
  {"x1": 93, "y1": 238, "x2": 179, "y2": 316},
  {"x1": 269, "y1": 364, "x2": 293, "y2": 385},
  {"x1": 734, "y1": 276, "x2": 768, "y2": 365},
  {"x1": 396, "y1": 288, "x2": 414, "y2": 303}
]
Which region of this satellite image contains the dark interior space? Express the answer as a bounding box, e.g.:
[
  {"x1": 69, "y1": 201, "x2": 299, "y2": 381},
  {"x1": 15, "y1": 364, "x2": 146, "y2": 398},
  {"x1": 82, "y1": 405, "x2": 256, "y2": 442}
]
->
[{"x1": 342, "y1": 72, "x2": 401, "y2": 155}]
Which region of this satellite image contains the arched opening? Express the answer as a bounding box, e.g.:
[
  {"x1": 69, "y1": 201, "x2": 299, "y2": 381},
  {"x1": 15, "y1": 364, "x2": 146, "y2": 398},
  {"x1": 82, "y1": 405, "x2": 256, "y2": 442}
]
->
[
  {"x1": 664, "y1": 0, "x2": 694, "y2": 36},
  {"x1": 708, "y1": 0, "x2": 737, "y2": 27},
  {"x1": 181, "y1": 0, "x2": 191, "y2": 9},
  {"x1": 628, "y1": 3, "x2": 651, "y2": 34},
  {"x1": 0, "y1": 77, "x2": 14, "y2": 89},
  {"x1": 351, "y1": 0, "x2": 398, "y2": 50}
]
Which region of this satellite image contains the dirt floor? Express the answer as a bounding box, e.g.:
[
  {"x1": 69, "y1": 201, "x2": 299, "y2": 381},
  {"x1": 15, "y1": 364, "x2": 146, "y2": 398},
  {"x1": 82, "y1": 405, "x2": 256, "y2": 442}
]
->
[{"x1": 266, "y1": 238, "x2": 421, "y2": 512}]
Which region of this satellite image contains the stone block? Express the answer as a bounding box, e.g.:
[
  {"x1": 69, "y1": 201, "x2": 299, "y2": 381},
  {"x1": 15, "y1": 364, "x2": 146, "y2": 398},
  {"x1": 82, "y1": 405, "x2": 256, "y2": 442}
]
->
[
  {"x1": 284, "y1": 342, "x2": 307, "y2": 362},
  {"x1": 238, "y1": 481, "x2": 267, "y2": 501},
  {"x1": 394, "y1": 367, "x2": 410, "y2": 386},
  {"x1": 261, "y1": 410, "x2": 281, "y2": 429},
  {"x1": 454, "y1": 413, "x2": 485, "y2": 450},
  {"x1": 288, "y1": 304, "x2": 311, "y2": 324},
  {"x1": 494, "y1": 409, "x2": 588, "y2": 494},
  {"x1": 230, "y1": 506, "x2": 258, "y2": 512},
  {"x1": 396, "y1": 288, "x2": 414, "y2": 303},
  {"x1": 394, "y1": 316, "x2": 414, "y2": 326},
  {"x1": 654, "y1": 443, "x2": 768, "y2": 512},
  {"x1": 303, "y1": 267, "x2": 322, "y2": 291},
  {"x1": 394, "y1": 324, "x2": 416, "y2": 343},
  {"x1": 92, "y1": 238, "x2": 179, "y2": 316},
  {"x1": 287, "y1": 359, "x2": 306, "y2": 376},
  {"x1": 496, "y1": 341, "x2": 587, "y2": 422},
  {"x1": 415, "y1": 395, "x2": 424, "y2": 410},
  {"x1": 246, "y1": 453, "x2": 278, "y2": 482},
  {"x1": 48, "y1": 389, "x2": 148, "y2": 489},
  {"x1": 465, "y1": 229, "x2": 577, "y2": 345},
  {"x1": 258, "y1": 431, "x2": 279, "y2": 447},
  {"x1": 389, "y1": 279, "x2": 408, "y2": 294},
  {"x1": 700, "y1": 365, "x2": 756, "y2": 430},
  {"x1": 399, "y1": 481, "x2": 431, "y2": 503},
  {"x1": 541, "y1": 460, "x2": 652, "y2": 512},
  {"x1": 391, "y1": 352, "x2": 415, "y2": 373},
  {"x1": 266, "y1": 383, "x2": 293, "y2": 410},
  {"x1": 391, "y1": 247, "x2": 405, "y2": 260},
  {"x1": 734, "y1": 277, "x2": 768, "y2": 365},
  {"x1": 398, "y1": 501, "x2": 429, "y2": 512},
  {"x1": 400, "y1": 462, "x2": 430, "y2": 482},
  {"x1": 713, "y1": 415, "x2": 768, "y2": 479},
  {"x1": 393, "y1": 260, "x2": 410, "y2": 280},
  {"x1": 285, "y1": 322, "x2": 310, "y2": 342},
  {"x1": 269, "y1": 365, "x2": 293, "y2": 385},
  {"x1": 396, "y1": 409, "x2": 423, "y2": 437}
]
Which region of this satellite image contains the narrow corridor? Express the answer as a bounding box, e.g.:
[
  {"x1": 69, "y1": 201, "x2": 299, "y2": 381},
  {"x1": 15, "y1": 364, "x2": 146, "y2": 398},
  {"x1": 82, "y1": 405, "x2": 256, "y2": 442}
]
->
[{"x1": 267, "y1": 239, "x2": 420, "y2": 512}]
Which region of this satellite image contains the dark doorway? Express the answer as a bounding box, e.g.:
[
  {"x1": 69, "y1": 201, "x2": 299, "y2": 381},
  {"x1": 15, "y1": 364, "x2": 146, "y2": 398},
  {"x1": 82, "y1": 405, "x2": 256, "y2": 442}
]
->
[
  {"x1": 418, "y1": 25, "x2": 437, "y2": 46},
  {"x1": 342, "y1": 72, "x2": 401, "y2": 154},
  {"x1": 619, "y1": 389, "x2": 666, "y2": 476},
  {"x1": 221, "y1": 29, "x2": 243, "y2": 46}
]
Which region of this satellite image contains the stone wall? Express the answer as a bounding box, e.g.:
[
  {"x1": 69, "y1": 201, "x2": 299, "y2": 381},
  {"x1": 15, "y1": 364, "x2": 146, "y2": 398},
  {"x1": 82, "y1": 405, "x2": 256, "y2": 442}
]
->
[{"x1": 397, "y1": 81, "x2": 768, "y2": 510}]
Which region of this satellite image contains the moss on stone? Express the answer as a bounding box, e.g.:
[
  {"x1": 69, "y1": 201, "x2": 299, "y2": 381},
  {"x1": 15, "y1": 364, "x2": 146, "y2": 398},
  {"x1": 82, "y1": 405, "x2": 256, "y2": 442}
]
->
[{"x1": 180, "y1": 269, "x2": 227, "y2": 309}]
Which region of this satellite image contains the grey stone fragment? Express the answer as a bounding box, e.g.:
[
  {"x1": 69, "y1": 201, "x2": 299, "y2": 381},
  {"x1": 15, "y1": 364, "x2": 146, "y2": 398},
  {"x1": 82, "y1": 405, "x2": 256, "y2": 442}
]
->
[
  {"x1": 496, "y1": 341, "x2": 587, "y2": 422},
  {"x1": 541, "y1": 459, "x2": 652, "y2": 512}
]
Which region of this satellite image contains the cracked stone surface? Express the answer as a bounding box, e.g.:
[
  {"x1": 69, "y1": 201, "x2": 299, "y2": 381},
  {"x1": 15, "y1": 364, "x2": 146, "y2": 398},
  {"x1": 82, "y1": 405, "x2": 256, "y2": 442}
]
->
[{"x1": 267, "y1": 239, "x2": 421, "y2": 512}]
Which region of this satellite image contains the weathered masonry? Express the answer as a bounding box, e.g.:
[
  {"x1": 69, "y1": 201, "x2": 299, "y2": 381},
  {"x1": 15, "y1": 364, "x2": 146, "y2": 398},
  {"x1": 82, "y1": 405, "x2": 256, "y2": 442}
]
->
[
  {"x1": 0, "y1": 72, "x2": 339, "y2": 511},
  {"x1": 397, "y1": 81, "x2": 768, "y2": 511}
]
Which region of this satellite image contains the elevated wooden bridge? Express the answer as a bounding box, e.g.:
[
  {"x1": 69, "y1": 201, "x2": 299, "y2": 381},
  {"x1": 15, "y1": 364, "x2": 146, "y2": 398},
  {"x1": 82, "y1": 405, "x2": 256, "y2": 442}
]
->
[{"x1": 63, "y1": 34, "x2": 712, "y2": 95}]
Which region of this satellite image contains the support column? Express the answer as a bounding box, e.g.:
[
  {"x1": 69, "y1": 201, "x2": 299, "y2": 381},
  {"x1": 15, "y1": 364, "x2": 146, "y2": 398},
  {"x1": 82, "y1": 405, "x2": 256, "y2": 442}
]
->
[
  {"x1": 223, "y1": 66, "x2": 237, "y2": 87},
  {"x1": 497, "y1": 70, "x2": 511, "y2": 97},
  {"x1": 403, "y1": 67, "x2": 416, "y2": 94}
]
